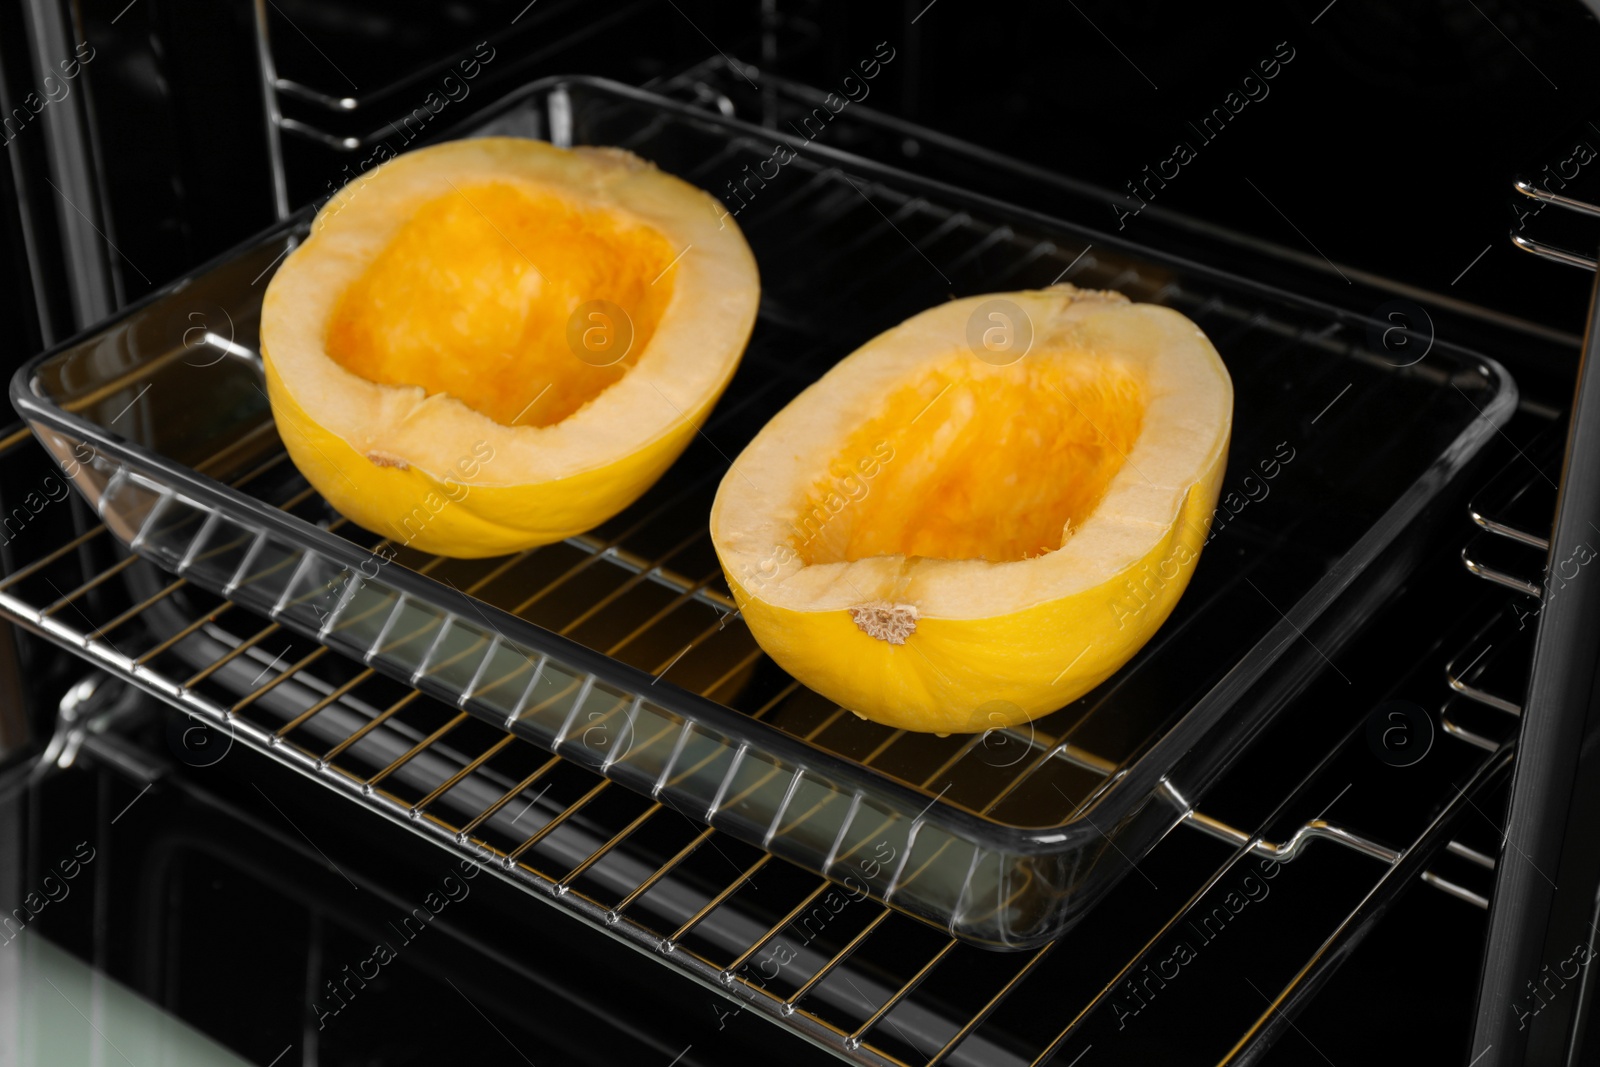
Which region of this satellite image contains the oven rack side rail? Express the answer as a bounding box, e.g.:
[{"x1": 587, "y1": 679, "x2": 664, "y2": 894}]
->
[
  {"x1": 1475, "y1": 170, "x2": 1600, "y2": 1065},
  {"x1": 0, "y1": 420, "x2": 1525, "y2": 1067}
]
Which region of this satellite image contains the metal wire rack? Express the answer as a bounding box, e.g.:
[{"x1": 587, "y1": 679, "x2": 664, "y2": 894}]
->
[
  {"x1": 1512, "y1": 177, "x2": 1600, "y2": 271},
  {"x1": 0, "y1": 417, "x2": 1528, "y2": 1065},
  {"x1": 1442, "y1": 447, "x2": 1556, "y2": 762},
  {"x1": 20, "y1": 78, "x2": 1519, "y2": 954},
  {"x1": 249, "y1": 0, "x2": 665, "y2": 215}
]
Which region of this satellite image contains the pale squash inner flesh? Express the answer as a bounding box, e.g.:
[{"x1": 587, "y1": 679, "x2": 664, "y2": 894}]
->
[
  {"x1": 324, "y1": 181, "x2": 677, "y2": 429},
  {"x1": 792, "y1": 355, "x2": 1145, "y2": 565}
]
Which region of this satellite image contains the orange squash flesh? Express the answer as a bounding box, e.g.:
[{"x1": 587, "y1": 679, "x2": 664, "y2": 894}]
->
[
  {"x1": 259, "y1": 138, "x2": 759, "y2": 558},
  {"x1": 324, "y1": 182, "x2": 678, "y2": 429},
  {"x1": 794, "y1": 357, "x2": 1145, "y2": 565}
]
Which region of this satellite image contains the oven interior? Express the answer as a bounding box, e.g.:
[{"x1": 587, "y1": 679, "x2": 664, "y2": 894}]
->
[{"x1": 3, "y1": 2, "x2": 1600, "y2": 1065}]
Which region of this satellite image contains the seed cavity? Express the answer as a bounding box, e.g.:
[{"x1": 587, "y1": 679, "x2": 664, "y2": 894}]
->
[{"x1": 849, "y1": 601, "x2": 919, "y2": 645}]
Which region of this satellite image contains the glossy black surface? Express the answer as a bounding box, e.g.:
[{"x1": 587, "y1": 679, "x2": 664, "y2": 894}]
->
[{"x1": 2, "y1": 0, "x2": 1598, "y2": 1063}]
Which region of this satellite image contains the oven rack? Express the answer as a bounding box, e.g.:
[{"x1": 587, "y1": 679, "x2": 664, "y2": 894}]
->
[
  {"x1": 18, "y1": 74, "x2": 1523, "y2": 950},
  {"x1": 0, "y1": 420, "x2": 1522, "y2": 1065},
  {"x1": 250, "y1": 0, "x2": 678, "y2": 216},
  {"x1": 1460, "y1": 444, "x2": 1556, "y2": 607},
  {"x1": 1441, "y1": 444, "x2": 1556, "y2": 762},
  {"x1": 1473, "y1": 142, "x2": 1600, "y2": 1058},
  {"x1": 1511, "y1": 178, "x2": 1600, "y2": 271}
]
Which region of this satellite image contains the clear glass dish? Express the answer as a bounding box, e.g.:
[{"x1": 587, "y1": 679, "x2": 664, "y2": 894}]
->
[{"x1": 12, "y1": 76, "x2": 1515, "y2": 948}]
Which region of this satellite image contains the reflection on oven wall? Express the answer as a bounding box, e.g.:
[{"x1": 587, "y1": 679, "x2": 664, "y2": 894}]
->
[{"x1": 5, "y1": 738, "x2": 826, "y2": 1067}]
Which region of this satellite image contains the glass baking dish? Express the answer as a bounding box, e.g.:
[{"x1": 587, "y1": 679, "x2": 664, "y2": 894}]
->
[{"x1": 11, "y1": 76, "x2": 1515, "y2": 949}]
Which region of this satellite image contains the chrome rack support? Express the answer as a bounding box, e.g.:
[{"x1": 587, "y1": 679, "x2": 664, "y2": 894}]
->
[
  {"x1": 1511, "y1": 180, "x2": 1600, "y2": 272},
  {"x1": 1473, "y1": 179, "x2": 1600, "y2": 1065}
]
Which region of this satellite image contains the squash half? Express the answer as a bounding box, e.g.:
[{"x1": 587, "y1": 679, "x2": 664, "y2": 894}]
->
[
  {"x1": 261, "y1": 137, "x2": 758, "y2": 558},
  {"x1": 710, "y1": 286, "x2": 1232, "y2": 733}
]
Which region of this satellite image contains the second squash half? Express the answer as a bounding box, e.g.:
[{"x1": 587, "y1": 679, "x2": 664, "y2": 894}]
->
[{"x1": 710, "y1": 285, "x2": 1233, "y2": 734}]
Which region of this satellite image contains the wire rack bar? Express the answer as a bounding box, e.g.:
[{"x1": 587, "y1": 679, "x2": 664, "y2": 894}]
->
[
  {"x1": 0, "y1": 526, "x2": 1523, "y2": 1066},
  {"x1": 0, "y1": 224, "x2": 1543, "y2": 1061}
]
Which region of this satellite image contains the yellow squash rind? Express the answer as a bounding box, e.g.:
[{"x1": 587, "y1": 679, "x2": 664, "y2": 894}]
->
[
  {"x1": 261, "y1": 137, "x2": 758, "y2": 558},
  {"x1": 711, "y1": 286, "x2": 1232, "y2": 733}
]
